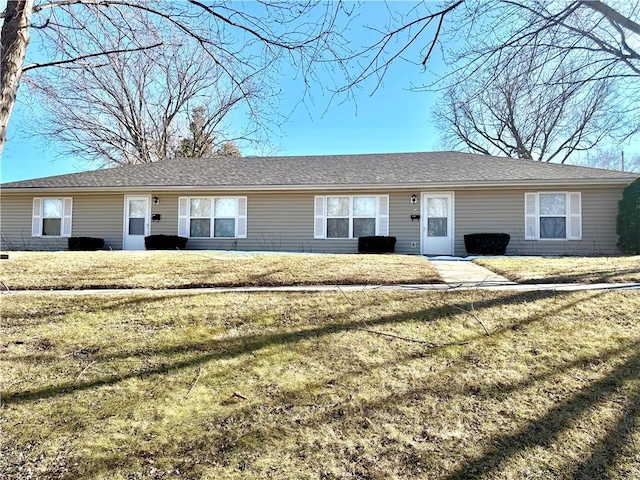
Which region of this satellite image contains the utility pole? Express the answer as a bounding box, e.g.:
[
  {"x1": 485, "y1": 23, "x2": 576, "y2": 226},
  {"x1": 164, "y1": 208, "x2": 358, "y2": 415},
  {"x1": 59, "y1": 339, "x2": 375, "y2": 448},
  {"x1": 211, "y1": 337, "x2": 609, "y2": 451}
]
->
[{"x1": 621, "y1": 150, "x2": 625, "y2": 172}]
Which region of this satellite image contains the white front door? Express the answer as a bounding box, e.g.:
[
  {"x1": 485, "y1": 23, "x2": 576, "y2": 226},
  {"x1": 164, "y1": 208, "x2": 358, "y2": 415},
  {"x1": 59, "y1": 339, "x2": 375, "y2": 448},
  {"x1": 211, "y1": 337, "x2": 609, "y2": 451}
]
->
[
  {"x1": 123, "y1": 196, "x2": 150, "y2": 250},
  {"x1": 422, "y1": 193, "x2": 454, "y2": 255}
]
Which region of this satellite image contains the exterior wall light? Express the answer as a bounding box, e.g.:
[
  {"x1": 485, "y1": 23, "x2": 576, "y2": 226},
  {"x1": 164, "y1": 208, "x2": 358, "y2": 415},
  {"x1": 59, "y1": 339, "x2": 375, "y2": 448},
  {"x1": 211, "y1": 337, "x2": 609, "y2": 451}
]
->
[
  {"x1": 153, "y1": 196, "x2": 159, "y2": 205},
  {"x1": 410, "y1": 194, "x2": 417, "y2": 204}
]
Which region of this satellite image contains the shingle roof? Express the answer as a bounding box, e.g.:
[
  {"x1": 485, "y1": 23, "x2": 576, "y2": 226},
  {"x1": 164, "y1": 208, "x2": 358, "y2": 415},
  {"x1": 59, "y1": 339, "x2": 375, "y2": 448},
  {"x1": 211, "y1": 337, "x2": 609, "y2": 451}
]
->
[{"x1": 2, "y1": 151, "x2": 637, "y2": 190}]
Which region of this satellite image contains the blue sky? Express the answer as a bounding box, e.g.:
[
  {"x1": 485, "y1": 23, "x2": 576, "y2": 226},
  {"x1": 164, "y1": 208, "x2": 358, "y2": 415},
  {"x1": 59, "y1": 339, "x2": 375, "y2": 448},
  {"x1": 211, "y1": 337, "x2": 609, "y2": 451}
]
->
[
  {"x1": 5, "y1": 1, "x2": 636, "y2": 183},
  {"x1": 1, "y1": 1, "x2": 448, "y2": 183}
]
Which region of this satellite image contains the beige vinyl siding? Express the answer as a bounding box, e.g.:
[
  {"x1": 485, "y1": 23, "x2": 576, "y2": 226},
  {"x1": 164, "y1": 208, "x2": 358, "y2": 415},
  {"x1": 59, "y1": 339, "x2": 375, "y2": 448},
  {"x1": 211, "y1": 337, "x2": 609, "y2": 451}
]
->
[
  {"x1": 452, "y1": 186, "x2": 624, "y2": 256},
  {"x1": 0, "y1": 194, "x2": 124, "y2": 250},
  {"x1": 149, "y1": 193, "x2": 178, "y2": 236},
  {"x1": 390, "y1": 193, "x2": 421, "y2": 254},
  {"x1": 0, "y1": 184, "x2": 627, "y2": 255},
  {"x1": 146, "y1": 191, "x2": 420, "y2": 253},
  {"x1": 155, "y1": 187, "x2": 624, "y2": 255}
]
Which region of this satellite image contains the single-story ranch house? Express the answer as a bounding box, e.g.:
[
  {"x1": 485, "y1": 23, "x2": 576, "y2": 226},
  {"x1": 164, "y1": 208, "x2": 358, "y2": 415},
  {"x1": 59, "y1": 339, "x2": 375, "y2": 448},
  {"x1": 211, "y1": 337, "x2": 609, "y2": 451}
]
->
[{"x1": 1, "y1": 152, "x2": 637, "y2": 255}]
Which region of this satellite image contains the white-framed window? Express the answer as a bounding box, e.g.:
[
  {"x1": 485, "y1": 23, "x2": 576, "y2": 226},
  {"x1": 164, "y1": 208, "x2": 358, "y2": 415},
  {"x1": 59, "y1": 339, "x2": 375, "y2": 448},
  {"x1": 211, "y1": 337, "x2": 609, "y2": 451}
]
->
[
  {"x1": 32, "y1": 198, "x2": 73, "y2": 237},
  {"x1": 314, "y1": 195, "x2": 389, "y2": 239},
  {"x1": 178, "y1": 197, "x2": 247, "y2": 238},
  {"x1": 525, "y1": 192, "x2": 581, "y2": 240},
  {"x1": 189, "y1": 198, "x2": 211, "y2": 237}
]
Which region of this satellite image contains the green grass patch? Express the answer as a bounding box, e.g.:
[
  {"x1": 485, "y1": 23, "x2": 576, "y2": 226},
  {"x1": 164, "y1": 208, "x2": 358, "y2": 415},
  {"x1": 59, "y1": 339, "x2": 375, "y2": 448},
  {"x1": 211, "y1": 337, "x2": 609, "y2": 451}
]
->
[
  {"x1": 0, "y1": 251, "x2": 441, "y2": 290},
  {"x1": 2, "y1": 290, "x2": 639, "y2": 479},
  {"x1": 475, "y1": 256, "x2": 640, "y2": 283}
]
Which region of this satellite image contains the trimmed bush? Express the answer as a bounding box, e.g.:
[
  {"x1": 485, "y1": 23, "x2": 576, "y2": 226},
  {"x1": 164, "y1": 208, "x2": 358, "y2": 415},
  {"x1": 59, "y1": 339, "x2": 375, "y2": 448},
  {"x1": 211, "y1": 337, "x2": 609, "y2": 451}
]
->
[
  {"x1": 617, "y1": 178, "x2": 640, "y2": 254},
  {"x1": 144, "y1": 235, "x2": 188, "y2": 250},
  {"x1": 358, "y1": 236, "x2": 396, "y2": 254},
  {"x1": 68, "y1": 237, "x2": 105, "y2": 251},
  {"x1": 464, "y1": 233, "x2": 510, "y2": 255}
]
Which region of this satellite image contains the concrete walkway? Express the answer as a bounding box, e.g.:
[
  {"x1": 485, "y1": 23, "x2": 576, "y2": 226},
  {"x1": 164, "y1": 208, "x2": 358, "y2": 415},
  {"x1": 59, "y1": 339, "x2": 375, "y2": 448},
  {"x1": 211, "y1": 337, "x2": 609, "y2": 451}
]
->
[
  {"x1": 1, "y1": 282, "x2": 638, "y2": 296},
  {"x1": 429, "y1": 259, "x2": 516, "y2": 286}
]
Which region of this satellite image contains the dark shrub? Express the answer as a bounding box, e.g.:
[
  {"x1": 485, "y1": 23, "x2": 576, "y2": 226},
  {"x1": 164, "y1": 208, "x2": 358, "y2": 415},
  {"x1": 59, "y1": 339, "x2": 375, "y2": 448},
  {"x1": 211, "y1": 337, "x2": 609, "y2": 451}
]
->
[
  {"x1": 358, "y1": 236, "x2": 396, "y2": 254},
  {"x1": 144, "y1": 235, "x2": 188, "y2": 250},
  {"x1": 617, "y1": 178, "x2": 640, "y2": 254},
  {"x1": 68, "y1": 237, "x2": 105, "y2": 251},
  {"x1": 464, "y1": 233, "x2": 510, "y2": 255}
]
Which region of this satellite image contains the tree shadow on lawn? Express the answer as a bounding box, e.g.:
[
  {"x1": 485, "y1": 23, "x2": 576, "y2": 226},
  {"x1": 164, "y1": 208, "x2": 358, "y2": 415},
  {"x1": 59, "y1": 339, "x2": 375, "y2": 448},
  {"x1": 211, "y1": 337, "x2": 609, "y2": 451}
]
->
[
  {"x1": 4, "y1": 289, "x2": 603, "y2": 405},
  {"x1": 460, "y1": 340, "x2": 640, "y2": 400},
  {"x1": 1, "y1": 291, "x2": 211, "y2": 325},
  {"x1": 5, "y1": 290, "x2": 640, "y2": 478},
  {"x1": 1, "y1": 291, "x2": 258, "y2": 363},
  {"x1": 442, "y1": 348, "x2": 640, "y2": 479},
  {"x1": 515, "y1": 267, "x2": 640, "y2": 284},
  {"x1": 3, "y1": 262, "x2": 443, "y2": 290},
  {"x1": 244, "y1": 267, "x2": 287, "y2": 286},
  {"x1": 570, "y1": 382, "x2": 640, "y2": 480},
  {"x1": 52, "y1": 310, "x2": 640, "y2": 479}
]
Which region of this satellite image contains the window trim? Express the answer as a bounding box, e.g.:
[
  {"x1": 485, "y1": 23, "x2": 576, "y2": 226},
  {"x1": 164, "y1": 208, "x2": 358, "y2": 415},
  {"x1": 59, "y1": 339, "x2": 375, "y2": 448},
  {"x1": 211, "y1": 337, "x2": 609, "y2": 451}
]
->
[
  {"x1": 525, "y1": 192, "x2": 582, "y2": 241},
  {"x1": 32, "y1": 197, "x2": 73, "y2": 238},
  {"x1": 314, "y1": 195, "x2": 389, "y2": 239},
  {"x1": 178, "y1": 196, "x2": 247, "y2": 239}
]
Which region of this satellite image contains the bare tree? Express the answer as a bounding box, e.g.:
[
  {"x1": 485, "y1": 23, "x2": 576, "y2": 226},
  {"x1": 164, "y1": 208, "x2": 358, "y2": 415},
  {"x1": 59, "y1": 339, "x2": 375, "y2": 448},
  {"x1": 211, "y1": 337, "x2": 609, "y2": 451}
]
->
[
  {"x1": 570, "y1": 149, "x2": 640, "y2": 173},
  {"x1": 5, "y1": 0, "x2": 638, "y2": 165},
  {"x1": 431, "y1": 1, "x2": 640, "y2": 152},
  {"x1": 1, "y1": 0, "x2": 465, "y2": 159},
  {"x1": 29, "y1": 12, "x2": 261, "y2": 167},
  {"x1": 436, "y1": 1, "x2": 640, "y2": 84},
  {"x1": 434, "y1": 45, "x2": 617, "y2": 163}
]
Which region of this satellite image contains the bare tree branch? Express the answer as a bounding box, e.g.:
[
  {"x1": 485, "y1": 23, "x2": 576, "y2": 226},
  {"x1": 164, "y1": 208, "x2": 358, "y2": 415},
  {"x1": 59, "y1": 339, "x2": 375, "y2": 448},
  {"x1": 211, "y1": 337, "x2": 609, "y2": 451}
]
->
[
  {"x1": 582, "y1": 1, "x2": 640, "y2": 36},
  {"x1": 434, "y1": 44, "x2": 616, "y2": 162},
  {"x1": 333, "y1": 0, "x2": 463, "y2": 96},
  {"x1": 431, "y1": 0, "x2": 640, "y2": 158},
  {"x1": 29, "y1": 13, "x2": 262, "y2": 167},
  {"x1": 22, "y1": 41, "x2": 162, "y2": 71},
  {"x1": 3, "y1": 0, "x2": 476, "y2": 159}
]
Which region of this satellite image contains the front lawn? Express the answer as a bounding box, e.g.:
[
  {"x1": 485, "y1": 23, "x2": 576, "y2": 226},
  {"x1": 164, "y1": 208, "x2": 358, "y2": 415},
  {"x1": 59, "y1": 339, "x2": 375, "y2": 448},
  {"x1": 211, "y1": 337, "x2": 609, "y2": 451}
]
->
[
  {"x1": 0, "y1": 251, "x2": 441, "y2": 290},
  {"x1": 475, "y1": 256, "x2": 640, "y2": 284},
  {"x1": 2, "y1": 289, "x2": 639, "y2": 479}
]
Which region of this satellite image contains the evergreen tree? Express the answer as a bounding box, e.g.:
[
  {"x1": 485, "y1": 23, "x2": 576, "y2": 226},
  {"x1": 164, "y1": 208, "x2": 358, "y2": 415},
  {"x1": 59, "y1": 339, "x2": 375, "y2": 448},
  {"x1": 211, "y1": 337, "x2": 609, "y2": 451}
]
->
[
  {"x1": 175, "y1": 107, "x2": 214, "y2": 158},
  {"x1": 617, "y1": 178, "x2": 640, "y2": 254}
]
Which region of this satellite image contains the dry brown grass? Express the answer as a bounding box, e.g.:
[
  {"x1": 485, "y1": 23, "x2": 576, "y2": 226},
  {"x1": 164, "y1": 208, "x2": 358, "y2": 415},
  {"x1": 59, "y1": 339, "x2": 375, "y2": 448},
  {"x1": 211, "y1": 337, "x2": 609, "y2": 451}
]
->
[
  {"x1": 475, "y1": 256, "x2": 640, "y2": 283},
  {"x1": 0, "y1": 251, "x2": 441, "y2": 290},
  {"x1": 2, "y1": 289, "x2": 639, "y2": 479}
]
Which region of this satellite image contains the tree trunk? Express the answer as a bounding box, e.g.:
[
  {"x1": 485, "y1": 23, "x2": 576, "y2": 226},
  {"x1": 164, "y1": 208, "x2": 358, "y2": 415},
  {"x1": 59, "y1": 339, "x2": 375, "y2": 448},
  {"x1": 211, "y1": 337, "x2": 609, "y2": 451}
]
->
[{"x1": 0, "y1": 0, "x2": 33, "y2": 159}]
